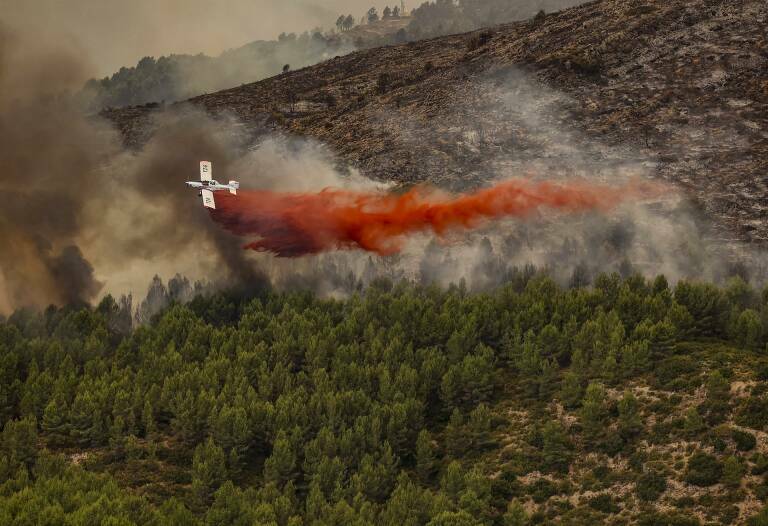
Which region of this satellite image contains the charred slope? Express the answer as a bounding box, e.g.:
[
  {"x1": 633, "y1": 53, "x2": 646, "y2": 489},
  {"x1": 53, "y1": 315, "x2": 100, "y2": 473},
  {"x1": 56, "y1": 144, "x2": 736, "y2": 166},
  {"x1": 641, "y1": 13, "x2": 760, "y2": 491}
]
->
[{"x1": 106, "y1": 0, "x2": 768, "y2": 242}]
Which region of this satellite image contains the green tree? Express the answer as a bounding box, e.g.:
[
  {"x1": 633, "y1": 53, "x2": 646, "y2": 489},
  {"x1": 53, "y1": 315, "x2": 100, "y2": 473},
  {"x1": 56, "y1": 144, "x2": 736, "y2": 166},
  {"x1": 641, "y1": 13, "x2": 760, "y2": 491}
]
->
[
  {"x1": 618, "y1": 391, "x2": 643, "y2": 441},
  {"x1": 191, "y1": 437, "x2": 227, "y2": 504},
  {"x1": 734, "y1": 309, "x2": 763, "y2": 349},
  {"x1": 560, "y1": 371, "x2": 583, "y2": 409},
  {"x1": 416, "y1": 429, "x2": 436, "y2": 483},
  {"x1": 468, "y1": 403, "x2": 491, "y2": 448},
  {"x1": 503, "y1": 499, "x2": 529, "y2": 526},
  {"x1": 441, "y1": 461, "x2": 465, "y2": 501},
  {"x1": 1, "y1": 416, "x2": 37, "y2": 467},
  {"x1": 580, "y1": 382, "x2": 608, "y2": 444},
  {"x1": 445, "y1": 408, "x2": 467, "y2": 458},
  {"x1": 264, "y1": 431, "x2": 297, "y2": 487},
  {"x1": 41, "y1": 396, "x2": 69, "y2": 447},
  {"x1": 426, "y1": 510, "x2": 481, "y2": 526},
  {"x1": 540, "y1": 420, "x2": 572, "y2": 474},
  {"x1": 142, "y1": 398, "x2": 156, "y2": 438}
]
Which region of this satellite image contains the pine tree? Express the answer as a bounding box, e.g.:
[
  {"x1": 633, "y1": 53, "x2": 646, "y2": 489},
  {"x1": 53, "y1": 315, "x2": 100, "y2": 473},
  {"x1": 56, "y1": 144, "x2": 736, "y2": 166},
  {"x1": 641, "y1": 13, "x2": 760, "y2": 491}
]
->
[
  {"x1": 580, "y1": 382, "x2": 608, "y2": 444},
  {"x1": 416, "y1": 429, "x2": 436, "y2": 483},
  {"x1": 445, "y1": 408, "x2": 467, "y2": 458},
  {"x1": 602, "y1": 348, "x2": 619, "y2": 385},
  {"x1": 142, "y1": 398, "x2": 156, "y2": 438},
  {"x1": 41, "y1": 396, "x2": 69, "y2": 447},
  {"x1": 264, "y1": 431, "x2": 297, "y2": 486},
  {"x1": 503, "y1": 499, "x2": 529, "y2": 526},
  {"x1": 560, "y1": 371, "x2": 583, "y2": 409},
  {"x1": 617, "y1": 391, "x2": 643, "y2": 440},
  {"x1": 1, "y1": 416, "x2": 37, "y2": 467},
  {"x1": 541, "y1": 420, "x2": 572, "y2": 474},
  {"x1": 305, "y1": 480, "x2": 328, "y2": 523},
  {"x1": 441, "y1": 460, "x2": 465, "y2": 501},
  {"x1": 191, "y1": 437, "x2": 227, "y2": 505}
]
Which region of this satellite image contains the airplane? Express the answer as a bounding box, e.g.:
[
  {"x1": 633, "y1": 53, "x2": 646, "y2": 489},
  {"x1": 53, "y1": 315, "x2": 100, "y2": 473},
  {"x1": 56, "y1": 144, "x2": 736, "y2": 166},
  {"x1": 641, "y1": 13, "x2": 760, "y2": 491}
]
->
[{"x1": 185, "y1": 161, "x2": 239, "y2": 209}]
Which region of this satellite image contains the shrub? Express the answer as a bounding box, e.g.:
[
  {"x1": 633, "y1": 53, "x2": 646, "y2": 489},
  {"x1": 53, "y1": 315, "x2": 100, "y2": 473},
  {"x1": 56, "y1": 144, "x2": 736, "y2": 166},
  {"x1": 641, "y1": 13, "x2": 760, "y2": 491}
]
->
[
  {"x1": 684, "y1": 452, "x2": 723, "y2": 487},
  {"x1": 528, "y1": 478, "x2": 558, "y2": 503},
  {"x1": 747, "y1": 506, "x2": 768, "y2": 526},
  {"x1": 733, "y1": 429, "x2": 757, "y2": 451},
  {"x1": 751, "y1": 453, "x2": 768, "y2": 475},
  {"x1": 655, "y1": 356, "x2": 697, "y2": 389},
  {"x1": 637, "y1": 471, "x2": 667, "y2": 501},
  {"x1": 587, "y1": 493, "x2": 619, "y2": 513},
  {"x1": 736, "y1": 396, "x2": 768, "y2": 430},
  {"x1": 638, "y1": 511, "x2": 700, "y2": 526},
  {"x1": 756, "y1": 362, "x2": 768, "y2": 381}
]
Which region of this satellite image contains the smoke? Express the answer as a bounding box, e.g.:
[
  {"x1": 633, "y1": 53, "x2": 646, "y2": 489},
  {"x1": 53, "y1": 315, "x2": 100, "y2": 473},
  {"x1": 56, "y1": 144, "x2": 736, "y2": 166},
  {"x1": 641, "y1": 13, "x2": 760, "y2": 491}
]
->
[
  {"x1": 208, "y1": 179, "x2": 661, "y2": 257},
  {"x1": 2, "y1": 0, "x2": 375, "y2": 76},
  {"x1": 0, "y1": 22, "x2": 117, "y2": 309},
  {"x1": 1, "y1": 3, "x2": 764, "y2": 318},
  {"x1": 0, "y1": 21, "x2": 271, "y2": 313}
]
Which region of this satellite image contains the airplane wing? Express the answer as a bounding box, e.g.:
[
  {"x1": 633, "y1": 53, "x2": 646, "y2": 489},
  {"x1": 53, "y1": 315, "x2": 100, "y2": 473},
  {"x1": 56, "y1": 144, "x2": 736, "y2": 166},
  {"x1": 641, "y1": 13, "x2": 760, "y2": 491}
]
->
[
  {"x1": 201, "y1": 189, "x2": 216, "y2": 209},
  {"x1": 200, "y1": 161, "x2": 212, "y2": 182}
]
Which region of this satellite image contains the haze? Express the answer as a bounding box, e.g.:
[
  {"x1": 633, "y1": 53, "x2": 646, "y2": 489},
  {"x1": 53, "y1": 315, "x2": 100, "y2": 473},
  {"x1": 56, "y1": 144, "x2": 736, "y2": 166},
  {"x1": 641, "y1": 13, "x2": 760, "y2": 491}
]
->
[{"x1": 1, "y1": 0, "x2": 380, "y2": 76}]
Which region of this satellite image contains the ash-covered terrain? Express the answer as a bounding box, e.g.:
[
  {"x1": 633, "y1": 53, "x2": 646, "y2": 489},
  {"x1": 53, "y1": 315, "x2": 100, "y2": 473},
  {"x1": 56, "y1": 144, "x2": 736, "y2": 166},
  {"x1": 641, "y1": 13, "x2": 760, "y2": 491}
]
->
[{"x1": 107, "y1": 0, "x2": 768, "y2": 243}]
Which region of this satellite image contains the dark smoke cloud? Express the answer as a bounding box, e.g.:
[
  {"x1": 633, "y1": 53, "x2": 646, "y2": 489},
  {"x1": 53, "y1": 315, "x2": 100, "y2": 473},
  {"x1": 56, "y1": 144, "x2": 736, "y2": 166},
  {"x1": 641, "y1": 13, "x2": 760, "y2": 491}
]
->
[
  {"x1": 0, "y1": 22, "x2": 117, "y2": 311},
  {"x1": 0, "y1": 22, "x2": 272, "y2": 313},
  {"x1": 119, "y1": 109, "x2": 270, "y2": 292}
]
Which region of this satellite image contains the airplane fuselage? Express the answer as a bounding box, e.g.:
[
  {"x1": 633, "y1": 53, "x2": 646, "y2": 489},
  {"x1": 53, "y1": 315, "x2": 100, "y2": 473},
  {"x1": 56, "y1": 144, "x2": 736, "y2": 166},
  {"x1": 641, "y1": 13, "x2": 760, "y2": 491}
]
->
[{"x1": 185, "y1": 180, "x2": 235, "y2": 192}]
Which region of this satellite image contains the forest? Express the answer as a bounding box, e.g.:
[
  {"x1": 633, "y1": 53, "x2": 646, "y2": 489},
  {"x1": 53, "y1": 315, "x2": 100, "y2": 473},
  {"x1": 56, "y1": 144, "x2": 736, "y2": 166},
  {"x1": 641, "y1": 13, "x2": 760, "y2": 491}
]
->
[{"x1": 1, "y1": 271, "x2": 768, "y2": 524}]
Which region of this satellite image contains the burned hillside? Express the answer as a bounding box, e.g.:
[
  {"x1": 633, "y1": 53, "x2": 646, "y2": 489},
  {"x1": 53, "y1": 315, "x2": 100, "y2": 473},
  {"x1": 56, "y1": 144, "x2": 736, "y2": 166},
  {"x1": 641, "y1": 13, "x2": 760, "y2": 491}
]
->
[{"x1": 106, "y1": 0, "x2": 767, "y2": 244}]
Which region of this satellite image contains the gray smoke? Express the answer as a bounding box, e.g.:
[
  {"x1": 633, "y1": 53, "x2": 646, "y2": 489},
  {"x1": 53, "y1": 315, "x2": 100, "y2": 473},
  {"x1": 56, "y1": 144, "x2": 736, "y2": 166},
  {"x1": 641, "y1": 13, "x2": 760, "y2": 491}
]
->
[{"x1": 0, "y1": 22, "x2": 117, "y2": 310}]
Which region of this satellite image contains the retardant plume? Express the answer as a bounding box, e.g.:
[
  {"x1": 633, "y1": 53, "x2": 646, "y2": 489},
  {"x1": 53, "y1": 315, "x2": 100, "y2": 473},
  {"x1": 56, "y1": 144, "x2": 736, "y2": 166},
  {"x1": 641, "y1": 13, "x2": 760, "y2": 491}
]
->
[{"x1": 209, "y1": 179, "x2": 661, "y2": 257}]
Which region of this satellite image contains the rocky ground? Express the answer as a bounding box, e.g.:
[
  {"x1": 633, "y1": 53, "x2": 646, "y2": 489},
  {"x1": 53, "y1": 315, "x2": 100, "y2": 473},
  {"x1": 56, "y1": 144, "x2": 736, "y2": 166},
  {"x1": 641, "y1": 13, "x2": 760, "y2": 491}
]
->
[{"x1": 105, "y1": 0, "x2": 768, "y2": 244}]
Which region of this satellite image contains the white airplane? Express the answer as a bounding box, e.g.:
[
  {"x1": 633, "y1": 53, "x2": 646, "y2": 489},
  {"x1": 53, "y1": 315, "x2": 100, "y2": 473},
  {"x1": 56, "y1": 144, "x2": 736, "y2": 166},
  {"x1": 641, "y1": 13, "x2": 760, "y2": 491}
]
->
[{"x1": 185, "y1": 161, "x2": 239, "y2": 209}]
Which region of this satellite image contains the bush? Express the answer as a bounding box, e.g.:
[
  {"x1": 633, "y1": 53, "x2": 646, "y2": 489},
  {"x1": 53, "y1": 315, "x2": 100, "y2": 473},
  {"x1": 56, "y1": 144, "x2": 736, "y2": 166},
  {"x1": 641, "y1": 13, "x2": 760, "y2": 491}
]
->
[
  {"x1": 684, "y1": 452, "x2": 723, "y2": 487},
  {"x1": 736, "y1": 396, "x2": 768, "y2": 430},
  {"x1": 637, "y1": 471, "x2": 667, "y2": 501},
  {"x1": 655, "y1": 356, "x2": 697, "y2": 389},
  {"x1": 733, "y1": 429, "x2": 757, "y2": 451},
  {"x1": 752, "y1": 453, "x2": 768, "y2": 475},
  {"x1": 638, "y1": 511, "x2": 700, "y2": 526},
  {"x1": 528, "y1": 478, "x2": 558, "y2": 503},
  {"x1": 756, "y1": 362, "x2": 768, "y2": 381},
  {"x1": 748, "y1": 507, "x2": 768, "y2": 526},
  {"x1": 587, "y1": 493, "x2": 619, "y2": 513}
]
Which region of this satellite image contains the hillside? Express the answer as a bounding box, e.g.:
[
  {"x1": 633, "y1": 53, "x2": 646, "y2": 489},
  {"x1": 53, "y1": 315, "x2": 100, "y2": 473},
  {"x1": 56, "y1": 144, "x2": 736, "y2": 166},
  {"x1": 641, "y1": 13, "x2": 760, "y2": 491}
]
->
[
  {"x1": 2, "y1": 276, "x2": 768, "y2": 524},
  {"x1": 106, "y1": 0, "x2": 768, "y2": 244}
]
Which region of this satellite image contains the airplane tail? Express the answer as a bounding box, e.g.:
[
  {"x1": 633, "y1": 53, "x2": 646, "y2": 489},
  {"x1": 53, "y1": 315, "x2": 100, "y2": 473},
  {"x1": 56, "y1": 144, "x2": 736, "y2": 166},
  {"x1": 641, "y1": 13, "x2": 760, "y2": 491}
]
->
[{"x1": 229, "y1": 180, "x2": 239, "y2": 195}]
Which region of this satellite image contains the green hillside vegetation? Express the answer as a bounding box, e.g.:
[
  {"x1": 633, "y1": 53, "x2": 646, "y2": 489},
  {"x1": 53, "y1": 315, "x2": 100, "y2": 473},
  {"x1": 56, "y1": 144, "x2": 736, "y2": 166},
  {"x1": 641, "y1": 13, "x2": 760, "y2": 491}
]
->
[{"x1": 1, "y1": 272, "x2": 768, "y2": 524}]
